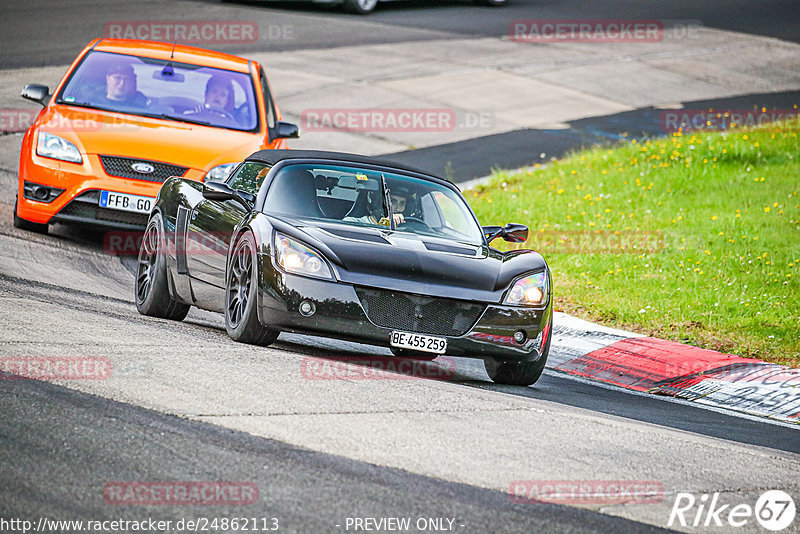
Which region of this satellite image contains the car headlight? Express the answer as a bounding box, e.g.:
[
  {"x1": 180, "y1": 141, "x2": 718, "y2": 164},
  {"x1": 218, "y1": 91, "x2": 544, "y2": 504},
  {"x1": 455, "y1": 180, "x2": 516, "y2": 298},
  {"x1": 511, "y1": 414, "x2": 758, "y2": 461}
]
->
[
  {"x1": 36, "y1": 132, "x2": 82, "y2": 163},
  {"x1": 205, "y1": 163, "x2": 238, "y2": 182},
  {"x1": 275, "y1": 234, "x2": 333, "y2": 280},
  {"x1": 504, "y1": 271, "x2": 548, "y2": 306}
]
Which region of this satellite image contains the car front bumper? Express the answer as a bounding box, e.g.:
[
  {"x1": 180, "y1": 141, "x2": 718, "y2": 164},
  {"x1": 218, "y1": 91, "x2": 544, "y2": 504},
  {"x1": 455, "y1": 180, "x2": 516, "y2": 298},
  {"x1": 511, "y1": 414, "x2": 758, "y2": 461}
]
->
[
  {"x1": 17, "y1": 152, "x2": 204, "y2": 230},
  {"x1": 258, "y1": 264, "x2": 552, "y2": 363}
]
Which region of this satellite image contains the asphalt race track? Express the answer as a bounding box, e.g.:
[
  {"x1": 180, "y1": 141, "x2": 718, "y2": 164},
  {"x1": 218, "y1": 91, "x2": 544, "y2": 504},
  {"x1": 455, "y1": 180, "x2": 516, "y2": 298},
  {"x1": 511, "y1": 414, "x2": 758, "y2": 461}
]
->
[
  {"x1": 1, "y1": 1, "x2": 799, "y2": 533},
  {"x1": 2, "y1": 0, "x2": 798, "y2": 68},
  {"x1": 1, "y1": 369, "x2": 670, "y2": 534}
]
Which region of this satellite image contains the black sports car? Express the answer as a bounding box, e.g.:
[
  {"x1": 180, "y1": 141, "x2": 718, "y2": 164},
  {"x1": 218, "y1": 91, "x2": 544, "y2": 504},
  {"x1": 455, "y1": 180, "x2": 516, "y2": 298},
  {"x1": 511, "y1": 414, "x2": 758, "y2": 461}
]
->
[{"x1": 135, "y1": 150, "x2": 552, "y2": 385}]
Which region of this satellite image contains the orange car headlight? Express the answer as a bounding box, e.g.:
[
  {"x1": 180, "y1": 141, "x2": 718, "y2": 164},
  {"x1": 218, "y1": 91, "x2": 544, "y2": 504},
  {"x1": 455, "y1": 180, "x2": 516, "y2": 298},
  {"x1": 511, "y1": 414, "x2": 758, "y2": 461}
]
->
[
  {"x1": 205, "y1": 163, "x2": 238, "y2": 182},
  {"x1": 36, "y1": 132, "x2": 82, "y2": 163}
]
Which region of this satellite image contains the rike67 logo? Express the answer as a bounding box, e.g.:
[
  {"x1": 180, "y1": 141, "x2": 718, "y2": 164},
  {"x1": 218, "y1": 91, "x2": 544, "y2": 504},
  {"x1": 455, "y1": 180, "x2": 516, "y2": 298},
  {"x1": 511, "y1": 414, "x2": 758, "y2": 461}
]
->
[{"x1": 669, "y1": 490, "x2": 796, "y2": 531}]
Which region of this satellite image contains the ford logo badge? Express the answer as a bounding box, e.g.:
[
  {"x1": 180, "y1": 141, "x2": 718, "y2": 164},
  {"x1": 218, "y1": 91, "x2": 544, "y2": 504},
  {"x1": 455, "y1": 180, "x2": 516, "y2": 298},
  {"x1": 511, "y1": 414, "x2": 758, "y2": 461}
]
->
[{"x1": 131, "y1": 162, "x2": 155, "y2": 174}]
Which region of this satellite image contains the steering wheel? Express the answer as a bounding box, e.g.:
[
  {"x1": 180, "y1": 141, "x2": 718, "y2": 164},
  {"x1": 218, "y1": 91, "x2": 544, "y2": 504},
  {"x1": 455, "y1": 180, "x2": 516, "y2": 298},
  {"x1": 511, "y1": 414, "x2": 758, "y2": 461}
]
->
[
  {"x1": 397, "y1": 217, "x2": 431, "y2": 231},
  {"x1": 204, "y1": 108, "x2": 237, "y2": 121},
  {"x1": 185, "y1": 107, "x2": 237, "y2": 123}
]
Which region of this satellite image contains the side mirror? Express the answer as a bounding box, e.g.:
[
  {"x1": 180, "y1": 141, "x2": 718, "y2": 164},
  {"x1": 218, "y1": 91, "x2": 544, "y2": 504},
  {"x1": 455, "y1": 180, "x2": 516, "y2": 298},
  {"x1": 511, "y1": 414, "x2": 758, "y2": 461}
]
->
[
  {"x1": 22, "y1": 84, "x2": 50, "y2": 106},
  {"x1": 202, "y1": 181, "x2": 255, "y2": 210},
  {"x1": 274, "y1": 121, "x2": 300, "y2": 139},
  {"x1": 502, "y1": 223, "x2": 529, "y2": 243},
  {"x1": 483, "y1": 223, "x2": 529, "y2": 243},
  {"x1": 483, "y1": 225, "x2": 503, "y2": 243}
]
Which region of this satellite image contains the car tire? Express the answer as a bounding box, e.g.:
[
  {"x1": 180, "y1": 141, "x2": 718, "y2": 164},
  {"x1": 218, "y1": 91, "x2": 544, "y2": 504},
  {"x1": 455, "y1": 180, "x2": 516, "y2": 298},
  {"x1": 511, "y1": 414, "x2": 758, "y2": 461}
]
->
[
  {"x1": 343, "y1": 0, "x2": 379, "y2": 14},
  {"x1": 135, "y1": 212, "x2": 190, "y2": 321},
  {"x1": 13, "y1": 199, "x2": 48, "y2": 234},
  {"x1": 483, "y1": 327, "x2": 551, "y2": 386},
  {"x1": 390, "y1": 347, "x2": 438, "y2": 361},
  {"x1": 473, "y1": 0, "x2": 508, "y2": 6},
  {"x1": 225, "y1": 231, "x2": 280, "y2": 346}
]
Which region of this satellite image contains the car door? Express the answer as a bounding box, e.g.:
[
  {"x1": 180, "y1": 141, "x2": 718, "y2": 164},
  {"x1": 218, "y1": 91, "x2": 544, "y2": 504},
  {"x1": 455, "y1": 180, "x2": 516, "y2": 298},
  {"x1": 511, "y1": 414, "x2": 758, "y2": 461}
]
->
[
  {"x1": 184, "y1": 198, "x2": 247, "y2": 289},
  {"x1": 184, "y1": 162, "x2": 271, "y2": 289}
]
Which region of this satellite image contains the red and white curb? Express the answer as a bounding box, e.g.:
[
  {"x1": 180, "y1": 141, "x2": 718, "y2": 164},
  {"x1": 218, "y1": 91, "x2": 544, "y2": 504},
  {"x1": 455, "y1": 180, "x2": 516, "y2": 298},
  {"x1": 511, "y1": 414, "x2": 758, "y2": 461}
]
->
[{"x1": 548, "y1": 312, "x2": 800, "y2": 424}]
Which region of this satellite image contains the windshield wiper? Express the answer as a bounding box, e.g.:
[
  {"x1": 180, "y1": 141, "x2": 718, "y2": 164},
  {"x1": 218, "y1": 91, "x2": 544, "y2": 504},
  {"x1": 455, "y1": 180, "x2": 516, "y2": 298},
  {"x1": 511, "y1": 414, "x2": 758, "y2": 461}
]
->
[
  {"x1": 380, "y1": 173, "x2": 395, "y2": 230},
  {"x1": 54, "y1": 103, "x2": 213, "y2": 127},
  {"x1": 57, "y1": 100, "x2": 116, "y2": 113},
  {"x1": 145, "y1": 113, "x2": 248, "y2": 131},
  {"x1": 141, "y1": 113, "x2": 213, "y2": 127}
]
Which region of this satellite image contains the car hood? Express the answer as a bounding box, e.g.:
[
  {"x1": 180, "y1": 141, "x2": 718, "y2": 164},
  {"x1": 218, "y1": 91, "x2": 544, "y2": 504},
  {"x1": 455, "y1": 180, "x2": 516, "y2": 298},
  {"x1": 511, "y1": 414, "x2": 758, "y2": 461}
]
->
[
  {"x1": 275, "y1": 219, "x2": 546, "y2": 303},
  {"x1": 36, "y1": 105, "x2": 262, "y2": 170}
]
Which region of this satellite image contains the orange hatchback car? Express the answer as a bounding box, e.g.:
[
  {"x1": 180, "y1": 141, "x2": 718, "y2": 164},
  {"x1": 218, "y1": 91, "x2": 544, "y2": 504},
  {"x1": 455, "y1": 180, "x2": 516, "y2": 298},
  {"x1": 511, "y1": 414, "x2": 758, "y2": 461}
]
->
[{"x1": 15, "y1": 38, "x2": 299, "y2": 233}]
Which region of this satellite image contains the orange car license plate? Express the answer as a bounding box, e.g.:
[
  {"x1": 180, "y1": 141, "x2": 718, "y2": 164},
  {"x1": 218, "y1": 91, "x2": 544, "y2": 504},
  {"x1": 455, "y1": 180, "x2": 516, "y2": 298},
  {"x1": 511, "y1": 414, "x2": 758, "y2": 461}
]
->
[{"x1": 99, "y1": 191, "x2": 153, "y2": 214}]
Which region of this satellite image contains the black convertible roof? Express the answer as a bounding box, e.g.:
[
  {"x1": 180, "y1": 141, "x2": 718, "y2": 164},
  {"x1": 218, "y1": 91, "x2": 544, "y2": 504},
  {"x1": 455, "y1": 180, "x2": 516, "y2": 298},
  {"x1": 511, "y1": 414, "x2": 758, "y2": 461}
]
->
[{"x1": 246, "y1": 149, "x2": 443, "y2": 182}]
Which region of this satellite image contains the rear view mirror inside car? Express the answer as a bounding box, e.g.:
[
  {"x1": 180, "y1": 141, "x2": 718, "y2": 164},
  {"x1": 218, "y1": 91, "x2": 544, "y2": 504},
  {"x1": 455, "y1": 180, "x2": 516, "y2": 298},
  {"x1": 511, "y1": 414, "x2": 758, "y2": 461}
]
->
[{"x1": 154, "y1": 68, "x2": 185, "y2": 82}]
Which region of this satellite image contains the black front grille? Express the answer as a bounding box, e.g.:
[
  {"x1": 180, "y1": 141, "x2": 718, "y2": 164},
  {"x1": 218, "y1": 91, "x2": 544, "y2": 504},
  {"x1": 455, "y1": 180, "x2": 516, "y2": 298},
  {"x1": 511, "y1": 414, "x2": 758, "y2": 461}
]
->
[
  {"x1": 99, "y1": 155, "x2": 188, "y2": 183},
  {"x1": 356, "y1": 287, "x2": 485, "y2": 337},
  {"x1": 95, "y1": 207, "x2": 150, "y2": 226},
  {"x1": 57, "y1": 191, "x2": 149, "y2": 228}
]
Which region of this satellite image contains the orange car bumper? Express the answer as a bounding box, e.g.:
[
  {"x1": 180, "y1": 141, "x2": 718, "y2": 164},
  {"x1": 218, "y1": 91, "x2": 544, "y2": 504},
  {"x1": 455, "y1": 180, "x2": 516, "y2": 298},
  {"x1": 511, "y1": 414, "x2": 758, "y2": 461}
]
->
[{"x1": 18, "y1": 151, "x2": 204, "y2": 229}]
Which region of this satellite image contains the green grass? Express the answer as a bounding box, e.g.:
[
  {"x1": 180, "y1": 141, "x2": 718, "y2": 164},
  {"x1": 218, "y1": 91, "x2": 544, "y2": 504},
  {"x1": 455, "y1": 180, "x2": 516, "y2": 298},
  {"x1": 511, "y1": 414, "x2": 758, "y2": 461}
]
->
[{"x1": 469, "y1": 120, "x2": 800, "y2": 367}]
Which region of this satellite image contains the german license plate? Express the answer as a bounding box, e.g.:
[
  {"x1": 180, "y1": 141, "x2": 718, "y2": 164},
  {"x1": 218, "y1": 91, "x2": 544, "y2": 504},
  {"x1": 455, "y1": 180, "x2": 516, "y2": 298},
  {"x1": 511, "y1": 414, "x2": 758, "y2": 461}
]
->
[
  {"x1": 99, "y1": 191, "x2": 153, "y2": 214},
  {"x1": 390, "y1": 331, "x2": 447, "y2": 354}
]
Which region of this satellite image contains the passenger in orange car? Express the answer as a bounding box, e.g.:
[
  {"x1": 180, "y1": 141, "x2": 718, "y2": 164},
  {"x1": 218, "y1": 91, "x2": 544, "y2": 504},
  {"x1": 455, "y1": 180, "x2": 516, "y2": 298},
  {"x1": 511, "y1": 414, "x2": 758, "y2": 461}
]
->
[
  {"x1": 204, "y1": 76, "x2": 234, "y2": 112},
  {"x1": 185, "y1": 75, "x2": 239, "y2": 126},
  {"x1": 96, "y1": 63, "x2": 148, "y2": 109}
]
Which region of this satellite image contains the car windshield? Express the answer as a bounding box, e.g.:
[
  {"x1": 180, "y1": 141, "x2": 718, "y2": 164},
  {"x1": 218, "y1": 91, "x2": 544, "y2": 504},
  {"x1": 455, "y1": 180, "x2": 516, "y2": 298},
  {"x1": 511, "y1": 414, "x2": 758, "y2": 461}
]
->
[
  {"x1": 56, "y1": 50, "x2": 258, "y2": 131},
  {"x1": 262, "y1": 163, "x2": 484, "y2": 244}
]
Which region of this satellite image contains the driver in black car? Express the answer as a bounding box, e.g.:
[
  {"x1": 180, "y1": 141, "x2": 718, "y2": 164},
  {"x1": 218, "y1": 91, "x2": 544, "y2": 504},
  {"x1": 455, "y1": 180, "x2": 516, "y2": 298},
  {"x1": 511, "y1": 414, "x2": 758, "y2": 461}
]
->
[
  {"x1": 184, "y1": 75, "x2": 238, "y2": 126},
  {"x1": 343, "y1": 183, "x2": 412, "y2": 227},
  {"x1": 389, "y1": 187, "x2": 411, "y2": 226}
]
